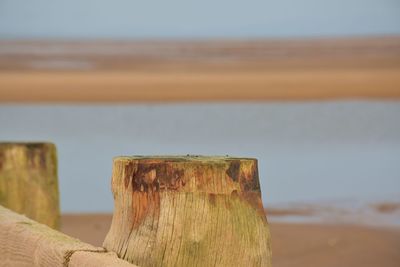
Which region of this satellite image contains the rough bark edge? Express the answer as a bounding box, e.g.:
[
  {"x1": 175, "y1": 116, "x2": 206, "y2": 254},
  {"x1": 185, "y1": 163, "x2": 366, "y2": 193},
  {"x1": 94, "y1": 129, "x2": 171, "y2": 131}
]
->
[{"x1": 0, "y1": 205, "x2": 137, "y2": 267}]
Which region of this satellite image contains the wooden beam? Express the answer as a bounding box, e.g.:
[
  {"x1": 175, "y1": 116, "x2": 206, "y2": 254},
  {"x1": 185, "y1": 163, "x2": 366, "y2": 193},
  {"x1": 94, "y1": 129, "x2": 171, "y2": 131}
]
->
[{"x1": 0, "y1": 205, "x2": 137, "y2": 267}]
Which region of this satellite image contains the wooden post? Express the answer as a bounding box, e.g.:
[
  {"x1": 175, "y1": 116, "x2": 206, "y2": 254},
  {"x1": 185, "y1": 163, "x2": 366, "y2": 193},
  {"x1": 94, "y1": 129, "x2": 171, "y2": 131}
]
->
[
  {"x1": 103, "y1": 156, "x2": 272, "y2": 267},
  {"x1": 0, "y1": 142, "x2": 60, "y2": 229}
]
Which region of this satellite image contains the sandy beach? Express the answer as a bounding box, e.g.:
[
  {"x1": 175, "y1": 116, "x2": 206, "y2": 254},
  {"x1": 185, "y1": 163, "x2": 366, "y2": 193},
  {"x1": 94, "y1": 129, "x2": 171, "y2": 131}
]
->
[
  {"x1": 1, "y1": 36, "x2": 399, "y2": 102},
  {"x1": 61, "y1": 214, "x2": 400, "y2": 267}
]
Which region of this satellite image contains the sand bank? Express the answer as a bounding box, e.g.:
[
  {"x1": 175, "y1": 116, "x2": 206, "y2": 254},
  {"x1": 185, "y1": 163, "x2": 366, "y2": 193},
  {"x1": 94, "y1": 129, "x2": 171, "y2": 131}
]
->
[{"x1": 61, "y1": 214, "x2": 400, "y2": 267}]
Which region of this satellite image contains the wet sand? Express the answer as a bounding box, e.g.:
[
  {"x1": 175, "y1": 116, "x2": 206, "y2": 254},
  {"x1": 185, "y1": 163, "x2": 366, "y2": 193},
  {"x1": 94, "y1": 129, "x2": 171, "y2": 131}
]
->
[
  {"x1": 61, "y1": 214, "x2": 400, "y2": 267},
  {"x1": 1, "y1": 36, "x2": 400, "y2": 102}
]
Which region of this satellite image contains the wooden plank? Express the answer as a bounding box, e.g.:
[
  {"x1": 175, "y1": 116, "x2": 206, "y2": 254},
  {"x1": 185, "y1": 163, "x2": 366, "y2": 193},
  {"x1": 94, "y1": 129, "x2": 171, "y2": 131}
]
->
[
  {"x1": 0, "y1": 205, "x2": 137, "y2": 267},
  {"x1": 69, "y1": 252, "x2": 137, "y2": 267}
]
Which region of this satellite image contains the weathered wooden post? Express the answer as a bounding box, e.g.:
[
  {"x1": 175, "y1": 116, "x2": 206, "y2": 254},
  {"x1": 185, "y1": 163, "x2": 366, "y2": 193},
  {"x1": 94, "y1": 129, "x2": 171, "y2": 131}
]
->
[
  {"x1": 103, "y1": 156, "x2": 272, "y2": 267},
  {"x1": 0, "y1": 142, "x2": 60, "y2": 229}
]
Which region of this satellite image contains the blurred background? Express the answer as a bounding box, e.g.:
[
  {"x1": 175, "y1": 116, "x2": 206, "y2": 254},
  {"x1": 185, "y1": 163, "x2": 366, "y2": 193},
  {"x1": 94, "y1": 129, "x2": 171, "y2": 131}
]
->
[{"x1": 0, "y1": 1, "x2": 400, "y2": 266}]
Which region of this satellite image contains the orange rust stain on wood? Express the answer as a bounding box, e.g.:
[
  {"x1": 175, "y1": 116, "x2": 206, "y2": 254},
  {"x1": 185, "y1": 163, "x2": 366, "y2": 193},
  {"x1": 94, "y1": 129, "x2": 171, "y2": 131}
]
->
[
  {"x1": 124, "y1": 162, "x2": 134, "y2": 189},
  {"x1": 208, "y1": 193, "x2": 217, "y2": 206},
  {"x1": 229, "y1": 188, "x2": 265, "y2": 219},
  {"x1": 130, "y1": 162, "x2": 186, "y2": 192},
  {"x1": 225, "y1": 160, "x2": 260, "y2": 192},
  {"x1": 122, "y1": 158, "x2": 266, "y2": 227},
  {"x1": 226, "y1": 160, "x2": 241, "y2": 182},
  {"x1": 241, "y1": 191, "x2": 267, "y2": 220},
  {"x1": 0, "y1": 151, "x2": 4, "y2": 170},
  {"x1": 120, "y1": 162, "x2": 162, "y2": 228},
  {"x1": 129, "y1": 164, "x2": 161, "y2": 228},
  {"x1": 131, "y1": 190, "x2": 160, "y2": 228},
  {"x1": 239, "y1": 163, "x2": 260, "y2": 191}
]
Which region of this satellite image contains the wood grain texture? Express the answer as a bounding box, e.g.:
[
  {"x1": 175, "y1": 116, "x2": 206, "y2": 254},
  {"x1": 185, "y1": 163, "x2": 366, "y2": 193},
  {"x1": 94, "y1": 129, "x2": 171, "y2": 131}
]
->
[
  {"x1": 103, "y1": 156, "x2": 272, "y2": 267},
  {"x1": 0, "y1": 205, "x2": 137, "y2": 267},
  {"x1": 69, "y1": 251, "x2": 136, "y2": 267},
  {"x1": 0, "y1": 143, "x2": 60, "y2": 229}
]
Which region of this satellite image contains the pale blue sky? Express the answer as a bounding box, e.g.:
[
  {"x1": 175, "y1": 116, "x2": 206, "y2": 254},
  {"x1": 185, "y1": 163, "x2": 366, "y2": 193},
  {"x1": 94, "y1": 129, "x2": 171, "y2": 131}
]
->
[{"x1": 0, "y1": 0, "x2": 399, "y2": 39}]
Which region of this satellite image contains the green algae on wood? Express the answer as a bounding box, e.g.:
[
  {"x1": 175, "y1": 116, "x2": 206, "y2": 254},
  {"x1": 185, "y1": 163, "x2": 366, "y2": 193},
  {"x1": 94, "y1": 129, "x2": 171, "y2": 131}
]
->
[
  {"x1": 103, "y1": 155, "x2": 272, "y2": 267},
  {"x1": 0, "y1": 142, "x2": 60, "y2": 229}
]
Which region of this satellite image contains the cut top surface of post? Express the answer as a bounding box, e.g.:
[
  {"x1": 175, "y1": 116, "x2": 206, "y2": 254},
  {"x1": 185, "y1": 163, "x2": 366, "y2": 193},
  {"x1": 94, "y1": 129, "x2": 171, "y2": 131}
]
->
[{"x1": 115, "y1": 155, "x2": 257, "y2": 161}]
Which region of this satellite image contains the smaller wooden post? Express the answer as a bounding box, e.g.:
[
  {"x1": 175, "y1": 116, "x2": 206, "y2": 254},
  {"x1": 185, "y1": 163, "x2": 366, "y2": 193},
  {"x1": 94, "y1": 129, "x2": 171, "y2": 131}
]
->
[
  {"x1": 0, "y1": 142, "x2": 60, "y2": 229},
  {"x1": 104, "y1": 156, "x2": 272, "y2": 267}
]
